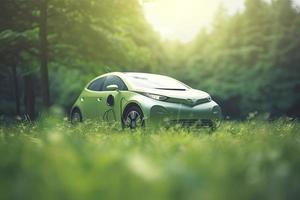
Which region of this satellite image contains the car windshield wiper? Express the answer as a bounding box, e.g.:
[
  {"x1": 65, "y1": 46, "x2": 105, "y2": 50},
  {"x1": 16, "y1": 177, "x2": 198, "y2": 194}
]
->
[{"x1": 155, "y1": 88, "x2": 186, "y2": 91}]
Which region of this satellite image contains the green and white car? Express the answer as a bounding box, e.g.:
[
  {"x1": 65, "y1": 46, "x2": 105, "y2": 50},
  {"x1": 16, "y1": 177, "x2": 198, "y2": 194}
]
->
[{"x1": 70, "y1": 72, "x2": 222, "y2": 129}]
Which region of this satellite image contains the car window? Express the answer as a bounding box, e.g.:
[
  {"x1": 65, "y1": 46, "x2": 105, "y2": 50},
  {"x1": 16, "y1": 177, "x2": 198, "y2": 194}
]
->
[
  {"x1": 103, "y1": 75, "x2": 128, "y2": 91},
  {"x1": 125, "y1": 73, "x2": 189, "y2": 90},
  {"x1": 87, "y1": 77, "x2": 106, "y2": 91}
]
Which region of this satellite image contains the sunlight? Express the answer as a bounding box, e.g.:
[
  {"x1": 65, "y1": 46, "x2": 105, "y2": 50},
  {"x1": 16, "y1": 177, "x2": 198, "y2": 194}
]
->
[
  {"x1": 142, "y1": 0, "x2": 300, "y2": 43},
  {"x1": 142, "y1": 0, "x2": 244, "y2": 42}
]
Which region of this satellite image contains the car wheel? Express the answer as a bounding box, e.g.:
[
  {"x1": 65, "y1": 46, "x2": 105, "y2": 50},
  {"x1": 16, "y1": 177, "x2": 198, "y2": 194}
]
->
[
  {"x1": 123, "y1": 106, "x2": 144, "y2": 129},
  {"x1": 71, "y1": 109, "x2": 82, "y2": 124}
]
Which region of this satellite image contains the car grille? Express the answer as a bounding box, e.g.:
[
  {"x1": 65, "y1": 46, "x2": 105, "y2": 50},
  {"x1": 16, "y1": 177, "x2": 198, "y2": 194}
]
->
[
  {"x1": 183, "y1": 97, "x2": 211, "y2": 106},
  {"x1": 167, "y1": 97, "x2": 211, "y2": 106},
  {"x1": 167, "y1": 119, "x2": 213, "y2": 128}
]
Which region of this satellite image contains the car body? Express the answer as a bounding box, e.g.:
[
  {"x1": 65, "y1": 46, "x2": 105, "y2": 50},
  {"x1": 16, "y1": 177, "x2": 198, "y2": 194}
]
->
[{"x1": 70, "y1": 72, "x2": 222, "y2": 129}]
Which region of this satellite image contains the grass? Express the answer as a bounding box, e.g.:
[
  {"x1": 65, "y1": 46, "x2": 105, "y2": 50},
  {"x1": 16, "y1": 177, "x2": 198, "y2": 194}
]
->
[{"x1": 0, "y1": 118, "x2": 300, "y2": 200}]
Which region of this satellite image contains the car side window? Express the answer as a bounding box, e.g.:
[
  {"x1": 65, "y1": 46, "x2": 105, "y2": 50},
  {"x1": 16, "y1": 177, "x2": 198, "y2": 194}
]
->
[
  {"x1": 103, "y1": 75, "x2": 128, "y2": 91},
  {"x1": 87, "y1": 77, "x2": 106, "y2": 91}
]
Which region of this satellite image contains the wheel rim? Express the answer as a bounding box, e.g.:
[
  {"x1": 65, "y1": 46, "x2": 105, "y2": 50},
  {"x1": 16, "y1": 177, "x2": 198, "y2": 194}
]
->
[
  {"x1": 72, "y1": 112, "x2": 81, "y2": 123},
  {"x1": 124, "y1": 110, "x2": 143, "y2": 129}
]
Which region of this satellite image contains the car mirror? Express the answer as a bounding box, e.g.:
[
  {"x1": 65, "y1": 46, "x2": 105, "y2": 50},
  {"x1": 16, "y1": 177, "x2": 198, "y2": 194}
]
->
[{"x1": 106, "y1": 84, "x2": 119, "y2": 91}]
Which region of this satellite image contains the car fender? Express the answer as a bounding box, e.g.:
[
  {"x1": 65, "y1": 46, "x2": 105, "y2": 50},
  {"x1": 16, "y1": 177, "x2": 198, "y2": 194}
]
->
[{"x1": 121, "y1": 92, "x2": 158, "y2": 121}]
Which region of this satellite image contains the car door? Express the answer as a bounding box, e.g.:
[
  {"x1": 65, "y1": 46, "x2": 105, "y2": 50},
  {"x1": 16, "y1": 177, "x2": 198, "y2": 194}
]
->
[
  {"x1": 80, "y1": 76, "x2": 107, "y2": 121},
  {"x1": 101, "y1": 75, "x2": 128, "y2": 123}
]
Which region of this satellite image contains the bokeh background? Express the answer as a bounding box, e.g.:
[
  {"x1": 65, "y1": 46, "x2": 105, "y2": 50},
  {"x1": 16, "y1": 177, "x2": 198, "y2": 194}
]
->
[
  {"x1": 1, "y1": 2, "x2": 300, "y2": 199},
  {"x1": 0, "y1": 0, "x2": 300, "y2": 120}
]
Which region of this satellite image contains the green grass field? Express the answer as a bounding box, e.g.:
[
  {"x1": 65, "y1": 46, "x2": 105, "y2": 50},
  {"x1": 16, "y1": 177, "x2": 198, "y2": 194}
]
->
[{"x1": 0, "y1": 119, "x2": 300, "y2": 200}]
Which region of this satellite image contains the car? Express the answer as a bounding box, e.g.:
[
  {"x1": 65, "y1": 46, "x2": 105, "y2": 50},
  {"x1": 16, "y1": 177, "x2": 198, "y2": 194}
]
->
[{"x1": 70, "y1": 72, "x2": 222, "y2": 129}]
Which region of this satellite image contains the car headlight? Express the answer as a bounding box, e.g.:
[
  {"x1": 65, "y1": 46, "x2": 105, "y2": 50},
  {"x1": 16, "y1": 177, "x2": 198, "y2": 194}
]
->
[
  {"x1": 207, "y1": 96, "x2": 212, "y2": 102},
  {"x1": 142, "y1": 93, "x2": 168, "y2": 101}
]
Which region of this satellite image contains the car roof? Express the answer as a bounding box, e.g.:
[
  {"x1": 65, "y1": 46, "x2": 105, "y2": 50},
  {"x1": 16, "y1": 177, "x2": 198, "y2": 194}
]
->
[
  {"x1": 86, "y1": 71, "x2": 195, "y2": 93},
  {"x1": 96, "y1": 72, "x2": 171, "y2": 80},
  {"x1": 87, "y1": 72, "x2": 171, "y2": 90},
  {"x1": 123, "y1": 72, "x2": 167, "y2": 77},
  {"x1": 99, "y1": 72, "x2": 161, "y2": 76}
]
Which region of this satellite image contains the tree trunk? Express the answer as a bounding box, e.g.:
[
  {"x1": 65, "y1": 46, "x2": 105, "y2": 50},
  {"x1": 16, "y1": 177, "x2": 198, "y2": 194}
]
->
[
  {"x1": 39, "y1": 0, "x2": 50, "y2": 109},
  {"x1": 11, "y1": 64, "x2": 20, "y2": 116},
  {"x1": 24, "y1": 75, "x2": 35, "y2": 120}
]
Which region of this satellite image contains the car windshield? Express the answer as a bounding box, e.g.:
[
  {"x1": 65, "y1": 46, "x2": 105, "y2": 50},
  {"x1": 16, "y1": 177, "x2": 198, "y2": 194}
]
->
[{"x1": 125, "y1": 73, "x2": 190, "y2": 90}]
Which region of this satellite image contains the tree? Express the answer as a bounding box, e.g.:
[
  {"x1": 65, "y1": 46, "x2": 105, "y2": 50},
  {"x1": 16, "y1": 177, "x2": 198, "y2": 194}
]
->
[
  {"x1": 0, "y1": 0, "x2": 38, "y2": 116},
  {"x1": 39, "y1": 0, "x2": 50, "y2": 109},
  {"x1": 166, "y1": 0, "x2": 300, "y2": 118}
]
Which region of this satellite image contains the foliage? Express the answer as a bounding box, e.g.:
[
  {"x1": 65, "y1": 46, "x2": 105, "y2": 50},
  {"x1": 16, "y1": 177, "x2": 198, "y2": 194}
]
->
[
  {"x1": 165, "y1": 0, "x2": 300, "y2": 118},
  {"x1": 0, "y1": 119, "x2": 300, "y2": 200},
  {"x1": 0, "y1": 0, "x2": 162, "y2": 115},
  {"x1": 0, "y1": 0, "x2": 300, "y2": 119}
]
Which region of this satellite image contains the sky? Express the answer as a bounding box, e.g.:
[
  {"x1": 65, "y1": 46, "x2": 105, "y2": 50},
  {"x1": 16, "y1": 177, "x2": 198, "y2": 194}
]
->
[{"x1": 142, "y1": 0, "x2": 300, "y2": 43}]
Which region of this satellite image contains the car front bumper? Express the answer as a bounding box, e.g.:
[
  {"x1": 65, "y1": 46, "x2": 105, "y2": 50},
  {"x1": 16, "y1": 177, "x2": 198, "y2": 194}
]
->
[{"x1": 144, "y1": 100, "x2": 222, "y2": 128}]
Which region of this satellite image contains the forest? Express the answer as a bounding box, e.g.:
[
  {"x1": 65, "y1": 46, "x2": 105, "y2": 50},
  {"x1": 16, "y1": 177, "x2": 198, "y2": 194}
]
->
[
  {"x1": 0, "y1": 0, "x2": 300, "y2": 120},
  {"x1": 1, "y1": 1, "x2": 300, "y2": 199}
]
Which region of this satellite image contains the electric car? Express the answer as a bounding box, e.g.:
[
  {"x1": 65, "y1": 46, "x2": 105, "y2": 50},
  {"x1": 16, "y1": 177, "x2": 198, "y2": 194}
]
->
[{"x1": 70, "y1": 72, "x2": 222, "y2": 129}]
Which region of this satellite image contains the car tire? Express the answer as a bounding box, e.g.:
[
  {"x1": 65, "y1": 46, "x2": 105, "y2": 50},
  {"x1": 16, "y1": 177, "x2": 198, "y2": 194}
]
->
[
  {"x1": 123, "y1": 105, "x2": 145, "y2": 129},
  {"x1": 71, "y1": 109, "x2": 82, "y2": 124}
]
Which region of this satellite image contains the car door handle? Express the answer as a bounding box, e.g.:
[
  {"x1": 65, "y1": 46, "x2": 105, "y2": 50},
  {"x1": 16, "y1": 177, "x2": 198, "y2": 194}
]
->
[
  {"x1": 80, "y1": 97, "x2": 84, "y2": 102},
  {"x1": 97, "y1": 98, "x2": 102, "y2": 102}
]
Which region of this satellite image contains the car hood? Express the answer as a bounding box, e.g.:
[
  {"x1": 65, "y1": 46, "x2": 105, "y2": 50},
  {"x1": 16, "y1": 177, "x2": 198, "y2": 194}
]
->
[{"x1": 133, "y1": 88, "x2": 211, "y2": 106}]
